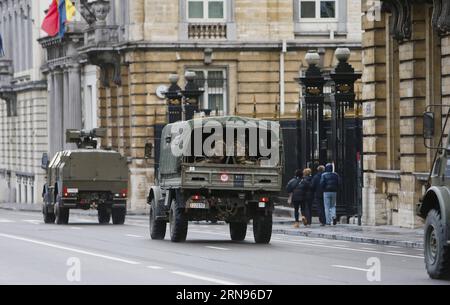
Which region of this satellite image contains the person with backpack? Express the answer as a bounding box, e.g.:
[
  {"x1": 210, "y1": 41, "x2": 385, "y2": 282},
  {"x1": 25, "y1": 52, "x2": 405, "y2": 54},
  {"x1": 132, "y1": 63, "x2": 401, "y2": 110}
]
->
[
  {"x1": 286, "y1": 168, "x2": 313, "y2": 228},
  {"x1": 312, "y1": 165, "x2": 326, "y2": 226},
  {"x1": 320, "y1": 163, "x2": 341, "y2": 226}
]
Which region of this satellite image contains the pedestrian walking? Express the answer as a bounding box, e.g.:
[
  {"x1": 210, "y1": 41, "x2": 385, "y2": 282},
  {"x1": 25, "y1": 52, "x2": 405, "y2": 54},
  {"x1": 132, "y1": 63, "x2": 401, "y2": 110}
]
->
[
  {"x1": 320, "y1": 163, "x2": 341, "y2": 226},
  {"x1": 297, "y1": 168, "x2": 314, "y2": 226},
  {"x1": 312, "y1": 165, "x2": 326, "y2": 226},
  {"x1": 286, "y1": 169, "x2": 303, "y2": 228}
]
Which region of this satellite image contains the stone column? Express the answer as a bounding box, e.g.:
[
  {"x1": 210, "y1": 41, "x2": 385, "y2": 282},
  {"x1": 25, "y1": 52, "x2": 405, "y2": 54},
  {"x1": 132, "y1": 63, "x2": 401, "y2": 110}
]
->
[
  {"x1": 53, "y1": 70, "x2": 64, "y2": 152},
  {"x1": 63, "y1": 70, "x2": 70, "y2": 149},
  {"x1": 398, "y1": 5, "x2": 427, "y2": 228},
  {"x1": 361, "y1": 1, "x2": 388, "y2": 225},
  {"x1": 68, "y1": 64, "x2": 83, "y2": 131}
]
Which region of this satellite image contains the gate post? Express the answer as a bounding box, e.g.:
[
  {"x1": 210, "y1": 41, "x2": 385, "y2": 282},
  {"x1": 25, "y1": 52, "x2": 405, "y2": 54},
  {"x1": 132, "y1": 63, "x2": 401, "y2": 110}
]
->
[{"x1": 297, "y1": 50, "x2": 327, "y2": 169}]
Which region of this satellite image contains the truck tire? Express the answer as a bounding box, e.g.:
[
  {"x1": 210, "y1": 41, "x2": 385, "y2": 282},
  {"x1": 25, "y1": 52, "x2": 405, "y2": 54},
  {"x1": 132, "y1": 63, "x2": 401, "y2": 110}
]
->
[
  {"x1": 169, "y1": 201, "x2": 188, "y2": 243},
  {"x1": 55, "y1": 205, "x2": 69, "y2": 225},
  {"x1": 425, "y1": 209, "x2": 450, "y2": 279},
  {"x1": 253, "y1": 214, "x2": 272, "y2": 244},
  {"x1": 98, "y1": 208, "x2": 111, "y2": 224},
  {"x1": 230, "y1": 222, "x2": 247, "y2": 241},
  {"x1": 43, "y1": 206, "x2": 55, "y2": 224},
  {"x1": 112, "y1": 207, "x2": 126, "y2": 225},
  {"x1": 149, "y1": 199, "x2": 166, "y2": 240}
]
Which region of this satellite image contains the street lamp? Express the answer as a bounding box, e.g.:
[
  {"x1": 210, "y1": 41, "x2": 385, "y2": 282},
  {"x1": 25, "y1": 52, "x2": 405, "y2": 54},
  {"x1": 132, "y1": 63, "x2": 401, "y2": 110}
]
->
[
  {"x1": 164, "y1": 72, "x2": 204, "y2": 123},
  {"x1": 297, "y1": 50, "x2": 327, "y2": 169}
]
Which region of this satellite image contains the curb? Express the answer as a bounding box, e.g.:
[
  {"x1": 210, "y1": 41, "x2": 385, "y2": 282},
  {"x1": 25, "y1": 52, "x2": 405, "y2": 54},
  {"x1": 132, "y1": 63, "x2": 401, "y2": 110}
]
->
[{"x1": 272, "y1": 228, "x2": 424, "y2": 249}]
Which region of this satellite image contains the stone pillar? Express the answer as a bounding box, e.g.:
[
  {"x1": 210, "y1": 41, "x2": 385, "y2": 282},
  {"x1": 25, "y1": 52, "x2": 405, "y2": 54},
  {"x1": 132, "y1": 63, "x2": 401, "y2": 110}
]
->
[
  {"x1": 53, "y1": 70, "x2": 64, "y2": 152},
  {"x1": 361, "y1": 1, "x2": 388, "y2": 225},
  {"x1": 63, "y1": 70, "x2": 70, "y2": 149},
  {"x1": 397, "y1": 5, "x2": 427, "y2": 228},
  {"x1": 68, "y1": 64, "x2": 83, "y2": 131}
]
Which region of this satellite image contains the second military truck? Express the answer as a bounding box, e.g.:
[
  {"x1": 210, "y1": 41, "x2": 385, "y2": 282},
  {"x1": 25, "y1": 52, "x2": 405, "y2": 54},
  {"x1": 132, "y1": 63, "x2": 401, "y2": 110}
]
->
[
  {"x1": 42, "y1": 129, "x2": 129, "y2": 225},
  {"x1": 146, "y1": 116, "x2": 283, "y2": 244}
]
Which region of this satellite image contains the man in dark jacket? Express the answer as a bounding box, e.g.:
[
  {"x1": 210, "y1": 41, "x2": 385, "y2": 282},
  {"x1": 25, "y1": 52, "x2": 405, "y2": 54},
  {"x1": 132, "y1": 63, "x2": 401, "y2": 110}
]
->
[
  {"x1": 312, "y1": 165, "x2": 326, "y2": 226},
  {"x1": 320, "y1": 163, "x2": 341, "y2": 225},
  {"x1": 286, "y1": 169, "x2": 303, "y2": 228}
]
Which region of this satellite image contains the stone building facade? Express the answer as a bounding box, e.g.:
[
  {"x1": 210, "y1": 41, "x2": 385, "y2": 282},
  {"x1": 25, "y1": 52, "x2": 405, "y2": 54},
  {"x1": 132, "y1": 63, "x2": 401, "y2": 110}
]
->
[
  {"x1": 77, "y1": 0, "x2": 363, "y2": 211},
  {"x1": 0, "y1": 0, "x2": 48, "y2": 204},
  {"x1": 361, "y1": 0, "x2": 450, "y2": 228}
]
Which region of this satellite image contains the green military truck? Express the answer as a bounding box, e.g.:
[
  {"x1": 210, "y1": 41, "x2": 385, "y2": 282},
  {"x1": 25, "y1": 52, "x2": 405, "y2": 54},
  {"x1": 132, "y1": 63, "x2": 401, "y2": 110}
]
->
[
  {"x1": 42, "y1": 129, "x2": 129, "y2": 225},
  {"x1": 419, "y1": 109, "x2": 450, "y2": 279},
  {"x1": 146, "y1": 116, "x2": 283, "y2": 244}
]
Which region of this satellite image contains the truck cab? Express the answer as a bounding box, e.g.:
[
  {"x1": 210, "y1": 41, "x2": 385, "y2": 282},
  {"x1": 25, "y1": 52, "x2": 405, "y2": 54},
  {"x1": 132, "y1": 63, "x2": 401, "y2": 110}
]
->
[
  {"x1": 146, "y1": 116, "x2": 283, "y2": 244},
  {"x1": 418, "y1": 110, "x2": 450, "y2": 279}
]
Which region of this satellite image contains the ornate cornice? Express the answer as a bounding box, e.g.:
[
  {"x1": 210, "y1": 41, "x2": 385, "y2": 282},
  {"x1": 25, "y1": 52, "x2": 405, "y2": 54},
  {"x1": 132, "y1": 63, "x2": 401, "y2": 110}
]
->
[{"x1": 382, "y1": 0, "x2": 450, "y2": 40}]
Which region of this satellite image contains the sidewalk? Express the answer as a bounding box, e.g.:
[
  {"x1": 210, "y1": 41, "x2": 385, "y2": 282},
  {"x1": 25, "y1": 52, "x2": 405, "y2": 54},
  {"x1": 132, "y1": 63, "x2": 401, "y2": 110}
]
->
[{"x1": 0, "y1": 202, "x2": 424, "y2": 249}]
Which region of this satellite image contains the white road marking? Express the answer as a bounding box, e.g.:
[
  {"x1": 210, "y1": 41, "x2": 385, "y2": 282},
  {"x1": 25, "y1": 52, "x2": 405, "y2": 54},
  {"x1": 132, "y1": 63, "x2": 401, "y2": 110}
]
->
[
  {"x1": 385, "y1": 245, "x2": 402, "y2": 249},
  {"x1": 332, "y1": 265, "x2": 370, "y2": 272},
  {"x1": 0, "y1": 219, "x2": 14, "y2": 223},
  {"x1": 388, "y1": 250, "x2": 405, "y2": 254},
  {"x1": 125, "y1": 234, "x2": 144, "y2": 238},
  {"x1": 147, "y1": 266, "x2": 164, "y2": 270},
  {"x1": 361, "y1": 247, "x2": 376, "y2": 251},
  {"x1": 70, "y1": 227, "x2": 82, "y2": 230},
  {"x1": 205, "y1": 246, "x2": 230, "y2": 251},
  {"x1": 23, "y1": 220, "x2": 41, "y2": 225},
  {"x1": 171, "y1": 271, "x2": 238, "y2": 285},
  {"x1": 189, "y1": 230, "x2": 424, "y2": 259},
  {"x1": 0, "y1": 233, "x2": 141, "y2": 265}
]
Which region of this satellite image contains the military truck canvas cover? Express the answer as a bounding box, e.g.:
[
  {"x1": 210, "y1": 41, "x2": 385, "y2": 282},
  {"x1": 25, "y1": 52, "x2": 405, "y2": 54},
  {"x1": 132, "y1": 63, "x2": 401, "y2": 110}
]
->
[{"x1": 159, "y1": 116, "x2": 282, "y2": 176}]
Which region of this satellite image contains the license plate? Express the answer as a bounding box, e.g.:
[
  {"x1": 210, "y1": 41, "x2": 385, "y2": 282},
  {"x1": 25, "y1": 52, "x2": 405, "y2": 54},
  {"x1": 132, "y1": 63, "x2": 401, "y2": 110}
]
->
[{"x1": 189, "y1": 202, "x2": 207, "y2": 209}]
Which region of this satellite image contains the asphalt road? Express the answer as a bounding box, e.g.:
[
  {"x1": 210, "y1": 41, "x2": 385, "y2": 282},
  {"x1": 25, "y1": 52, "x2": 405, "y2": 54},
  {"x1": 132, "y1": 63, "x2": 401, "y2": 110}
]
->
[{"x1": 0, "y1": 209, "x2": 447, "y2": 285}]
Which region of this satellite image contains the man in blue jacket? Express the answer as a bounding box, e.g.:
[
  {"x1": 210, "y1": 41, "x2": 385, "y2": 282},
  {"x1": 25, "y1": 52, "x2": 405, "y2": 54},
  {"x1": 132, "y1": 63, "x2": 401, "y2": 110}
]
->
[
  {"x1": 320, "y1": 163, "x2": 341, "y2": 225},
  {"x1": 312, "y1": 165, "x2": 326, "y2": 226}
]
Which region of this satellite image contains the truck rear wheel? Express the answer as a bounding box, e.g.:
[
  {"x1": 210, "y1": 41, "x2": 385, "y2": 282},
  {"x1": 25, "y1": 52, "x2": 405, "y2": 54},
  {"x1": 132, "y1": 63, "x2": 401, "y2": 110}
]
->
[
  {"x1": 230, "y1": 222, "x2": 247, "y2": 241},
  {"x1": 169, "y1": 201, "x2": 188, "y2": 242},
  {"x1": 253, "y1": 214, "x2": 272, "y2": 244},
  {"x1": 55, "y1": 205, "x2": 69, "y2": 225},
  {"x1": 425, "y1": 209, "x2": 450, "y2": 279},
  {"x1": 112, "y1": 207, "x2": 126, "y2": 225},
  {"x1": 149, "y1": 199, "x2": 167, "y2": 240},
  {"x1": 43, "y1": 206, "x2": 55, "y2": 224},
  {"x1": 98, "y1": 208, "x2": 111, "y2": 224}
]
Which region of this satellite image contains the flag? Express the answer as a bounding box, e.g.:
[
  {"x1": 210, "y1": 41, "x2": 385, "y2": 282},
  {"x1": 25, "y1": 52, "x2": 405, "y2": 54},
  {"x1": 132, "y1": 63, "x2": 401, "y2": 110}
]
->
[
  {"x1": 41, "y1": 0, "x2": 76, "y2": 38},
  {"x1": 0, "y1": 33, "x2": 5, "y2": 57},
  {"x1": 41, "y1": 0, "x2": 60, "y2": 37}
]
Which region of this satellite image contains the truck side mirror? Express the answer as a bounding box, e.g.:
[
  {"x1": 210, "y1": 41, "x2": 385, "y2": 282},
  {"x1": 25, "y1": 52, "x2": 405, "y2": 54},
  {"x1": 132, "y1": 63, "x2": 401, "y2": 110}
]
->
[
  {"x1": 144, "y1": 143, "x2": 153, "y2": 159},
  {"x1": 41, "y1": 153, "x2": 49, "y2": 170},
  {"x1": 423, "y1": 112, "x2": 435, "y2": 140}
]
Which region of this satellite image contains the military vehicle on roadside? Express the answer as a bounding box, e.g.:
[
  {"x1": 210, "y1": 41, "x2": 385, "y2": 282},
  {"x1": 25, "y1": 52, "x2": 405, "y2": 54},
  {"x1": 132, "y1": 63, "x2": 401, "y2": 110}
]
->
[
  {"x1": 418, "y1": 109, "x2": 450, "y2": 279},
  {"x1": 146, "y1": 116, "x2": 283, "y2": 244},
  {"x1": 42, "y1": 129, "x2": 129, "y2": 225}
]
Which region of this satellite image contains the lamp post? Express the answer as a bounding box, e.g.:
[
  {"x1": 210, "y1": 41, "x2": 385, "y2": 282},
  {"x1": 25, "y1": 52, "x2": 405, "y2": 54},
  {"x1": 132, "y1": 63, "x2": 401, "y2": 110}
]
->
[
  {"x1": 164, "y1": 72, "x2": 204, "y2": 123},
  {"x1": 330, "y1": 48, "x2": 362, "y2": 224},
  {"x1": 297, "y1": 50, "x2": 327, "y2": 169}
]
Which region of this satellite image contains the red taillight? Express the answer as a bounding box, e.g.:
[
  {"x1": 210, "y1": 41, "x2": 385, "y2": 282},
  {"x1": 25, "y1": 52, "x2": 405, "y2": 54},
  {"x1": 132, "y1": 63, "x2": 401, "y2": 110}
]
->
[
  {"x1": 120, "y1": 189, "x2": 128, "y2": 198},
  {"x1": 260, "y1": 197, "x2": 269, "y2": 203},
  {"x1": 192, "y1": 194, "x2": 201, "y2": 201},
  {"x1": 63, "y1": 186, "x2": 68, "y2": 198}
]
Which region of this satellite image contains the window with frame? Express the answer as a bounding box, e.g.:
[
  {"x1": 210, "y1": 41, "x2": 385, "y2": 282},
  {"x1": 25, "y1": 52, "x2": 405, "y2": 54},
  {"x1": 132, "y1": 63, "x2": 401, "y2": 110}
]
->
[
  {"x1": 299, "y1": 0, "x2": 337, "y2": 20},
  {"x1": 188, "y1": 0, "x2": 226, "y2": 21},
  {"x1": 191, "y1": 69, "x2": 228, "y2": 114}
]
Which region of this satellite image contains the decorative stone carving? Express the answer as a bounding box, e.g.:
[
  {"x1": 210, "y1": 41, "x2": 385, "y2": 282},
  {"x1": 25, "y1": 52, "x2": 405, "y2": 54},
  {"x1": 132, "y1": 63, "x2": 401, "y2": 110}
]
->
[
  {"x1": 87, "y1": 51, "x2": 121, "y2": 87},
  {"x1": 92, "y1": 0, "x2": 111, "y2": 26},
  {"x1": 436, "y1": 0, "x2": 450, "y2": 33}
]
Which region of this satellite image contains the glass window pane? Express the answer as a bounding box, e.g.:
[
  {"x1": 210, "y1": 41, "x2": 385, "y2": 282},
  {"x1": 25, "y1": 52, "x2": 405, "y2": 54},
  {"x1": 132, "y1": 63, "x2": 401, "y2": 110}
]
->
[
  {"x1": 320, "y1": 1, "x2": 336, "y2": 18},
  {"x1": 188, "y1": 1, "x2": 204, "y2": 19},
  {"x1": 207, "y1": 71, "x2": 224, "y2": 87},
  {"x1": 209, "y1": 1, "x2": 224, "y2": 19},
  {"x1": 300, "y1": 1, "x2": 316, "y2": 18},
  {"x1": 208, "y1": 94, "x2": 224, "y2": 111}
]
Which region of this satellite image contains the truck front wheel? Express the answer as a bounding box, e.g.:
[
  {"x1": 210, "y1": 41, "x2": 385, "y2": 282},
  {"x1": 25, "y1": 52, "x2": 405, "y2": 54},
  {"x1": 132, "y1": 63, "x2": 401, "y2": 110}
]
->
[
  {"x1": 230, "y1": 222, "x2": 247, "y2": 241},
  {"x1": 253, "y1": 214, "x2": 272, "y2": 244},
  {"x1": 112, "y1": 207, "x2": 126, "y2": 225},
  {"x1": 55, "y1": 205, "x2": 69, "y2": 225},
  {"x1": 425, "y1": 209, "x2": 450, "y2": 279},
  {"x1": 149, "y1": 199, "x2": 167, "y2": 240},
  {"x1": 169, "y1": 201, "x2": 188, "y2": 242}
]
